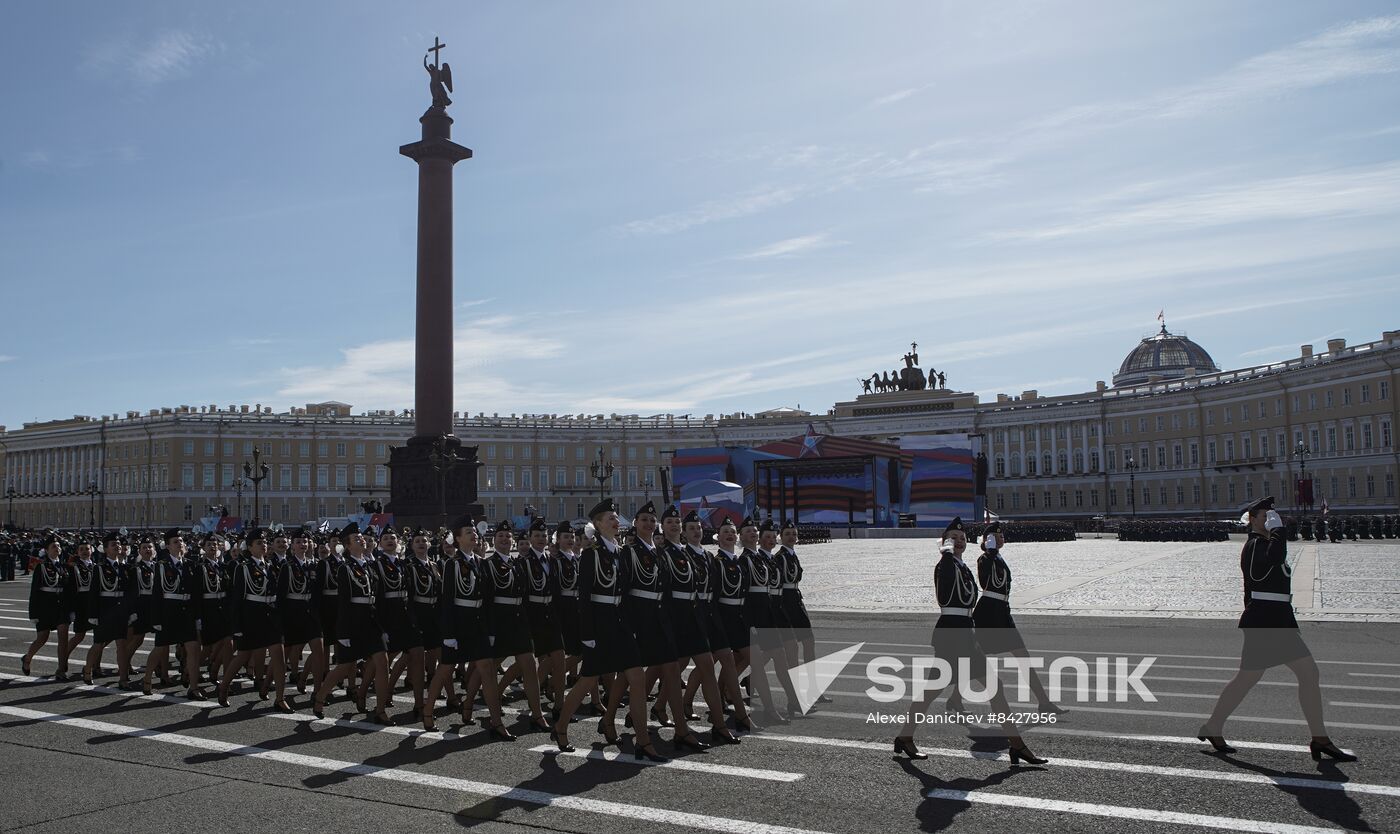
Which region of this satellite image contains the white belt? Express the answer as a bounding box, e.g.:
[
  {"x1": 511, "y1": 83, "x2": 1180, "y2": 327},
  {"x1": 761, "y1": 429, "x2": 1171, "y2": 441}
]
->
[
  {"x1": 718, "y1": 597, "x2": 743, "y2": 606},
  {"x1": 1251, "y1": 591, "x2": 1292, "y2": 603},
  {"x1": 527, "y1": 594, "x2": 553, "y2": 604},
  {"x1": 670, "y1": 591, "x2": 696, "y2": 601},
  {"x1": 204, "y1": 592, "x2": 225, "y2": 600},
  {"x1": 349, "y1": 596, "x2": 374, "y2": 604},
  {"x1": 413, "y1": 595, "x2": 438, "y2": 604},
  {"x1": 748, "y1": 585, "x2": 768, "y2": 593},
  {"x1": 940, "y1": 607, "x2": 973, "y2": 616},
  {"x1": 628, "y1": 589, "x2": 662, "y2": 600},
  {"x1": 322, "y1": 589, "x2": 339, "y2": 596},
  {"x1": 164, "y1": 593, "x2": 191, "y2": 601},
  {"x1": 782, "y1": 583, "x2": 798, "y2": 589},
  {"x1": 558, "y1": 589, "x2": 578, "y2": 598},
  {"x1": 767, "y1": 588, "x2": 782, "y2": 596},
  {"x1": 589, "y1": 593, "x2": 621, "y2": 605},
  {"x1": 383, "y1": 590, "x2": 408, "y2": 599},
  {"x1": 453, "y1": 598, "x2": 482, "y2": 608},
  {"x1": 39, "y1": 586, "x2": 62, "y2": 593},
  {"x1": 286, "y1": 592, "x2": 312, "y2": 601},
  {"x1": 99, "y1": 591, "x2": 123, "y2": 598},
  {"x1": 493, "y1": 596, "x2": 522, "y2": 605},
  {"x1": 140, "y1": 590, "x2": 153, "y2": 596},
  {"x1": 980, "y1": 591, "x2": 1009, "y2": 602},
  {"x1": 245, "y1": 594, "x2": 276, "y2": 604}
]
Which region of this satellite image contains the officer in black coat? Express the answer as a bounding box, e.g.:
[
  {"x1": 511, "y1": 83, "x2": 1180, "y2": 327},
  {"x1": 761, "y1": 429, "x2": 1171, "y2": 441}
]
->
[
  {"x1": 279, "y1": 528, "x2": 323, "y2": 696},
  {"x1": 1198, "y1": 497, "x2": 1356, "y2": 762},
  {"x1": 217, "y1": 529, "x2": 291, "y2": 712}
]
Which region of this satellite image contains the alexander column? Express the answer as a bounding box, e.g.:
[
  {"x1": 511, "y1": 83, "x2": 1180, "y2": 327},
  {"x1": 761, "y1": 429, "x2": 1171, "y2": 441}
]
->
[{"x1": 386, "y1": 37, "x2": 483, "y2": 531}]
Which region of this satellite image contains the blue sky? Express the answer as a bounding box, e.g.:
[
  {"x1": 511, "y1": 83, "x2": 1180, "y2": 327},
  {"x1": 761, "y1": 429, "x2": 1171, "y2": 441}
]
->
[{"x1": 2, "y1": 1, "x2": 1399, "y2": 429}]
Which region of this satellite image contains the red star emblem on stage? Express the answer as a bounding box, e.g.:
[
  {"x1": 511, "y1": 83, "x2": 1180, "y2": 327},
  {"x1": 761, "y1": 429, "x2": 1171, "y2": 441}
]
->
[{"x1": 798, "y1": 423, "x2": 822, "y2": 458}]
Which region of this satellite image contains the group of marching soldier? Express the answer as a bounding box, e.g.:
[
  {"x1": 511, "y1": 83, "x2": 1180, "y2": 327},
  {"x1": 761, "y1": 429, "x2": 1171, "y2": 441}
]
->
[{"x1": 21, "y1": 498, "x2": 828, "y2": 762}]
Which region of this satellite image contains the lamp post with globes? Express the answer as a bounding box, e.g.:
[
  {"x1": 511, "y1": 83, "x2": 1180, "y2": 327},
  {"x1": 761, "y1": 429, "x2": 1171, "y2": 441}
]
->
[
  {"x1": 590, "y1": 449, "x2": 615, "y2": 504},
  {"x1": 4, "y1": 482, "x2": 15, "y2": 529},
  {"x1": 243, "y1": 446, "x2": 270, "y2": 529},
  {"x1": 86, "y1": 481, "x2": 99, "y2": 530},
  {"x1": 1124, "y1": 455, "x2": 1139, "y2": 519},
  {"x1": 1294, "y1": 442, "x2": 1313, "y2": 512}
]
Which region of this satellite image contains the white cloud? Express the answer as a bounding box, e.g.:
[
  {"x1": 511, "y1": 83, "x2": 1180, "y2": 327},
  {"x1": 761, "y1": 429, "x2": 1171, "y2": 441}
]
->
[
  {"x1": 0, "y1": 355, "x2": 14, "y2": 363},
  {"x1": 617, "y1": 185, "x2": 802, "y2": 236},
  {"x1": 987, "y1": 161, "x2": 1400, "y2": 242},
  {"x1": 82, "y1": 29, "x2": 222, "y2": 86},
  {"x1": 870, "y1": 84, "x2": 935, "y2": 107},
  {"x1": 735, "y1": 233, "x2": 844, "y2": 260}
]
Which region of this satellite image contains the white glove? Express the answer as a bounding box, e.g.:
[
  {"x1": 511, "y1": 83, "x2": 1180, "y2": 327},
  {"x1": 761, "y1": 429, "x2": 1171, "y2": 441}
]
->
[
  {"x1": 338, "y1": 638, "x2": 350, "y2": 647},
  {"x1": 488, "y1": 636, "x2": 495, "y2": 646},
  {"x1": 381, "y1": 633, "x2": 390, "y2": 645},
  {"x1": 984, "y1": 534, "x2": 999, "y2": 550},
  {"x1": 154, "y1": 625, "x2": 162, "y2": 632},
  {"x1": 1265, "y1": 510, "x2": 1284, "y2": 531},
  {"x1": 128, "y1": 613, "x2": 138, "y2": 624},
  {"x1": 234, "y1": 631, "x2": 243, "y2": 637},
  {"x1": 442, "y1": 638, "x2": 458, "y2": 649},
  {"x1": 89, "y1": 618, "x2": 98, "y2": 625},
  {"x1": 582, "y1": 640, "x2": 596, "y2": 649},
  {"x1": 196, "y1": 619, "x2": 202, "y2": 631}
]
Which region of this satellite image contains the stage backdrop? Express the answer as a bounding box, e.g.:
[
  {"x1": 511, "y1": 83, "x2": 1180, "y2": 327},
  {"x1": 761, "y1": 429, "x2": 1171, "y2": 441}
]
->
[{"x1": 672, "y1": 427, "x2": 974, "y2": 528}]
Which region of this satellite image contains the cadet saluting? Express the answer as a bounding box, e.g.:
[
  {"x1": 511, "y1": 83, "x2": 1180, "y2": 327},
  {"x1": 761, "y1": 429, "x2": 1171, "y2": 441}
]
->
[
  {"x1": 894, "y1": 518, "x2": 1047, "y2": 765},
  {"x1": 1198, "y1": 496, "x2": 1356, "y2": 762}
]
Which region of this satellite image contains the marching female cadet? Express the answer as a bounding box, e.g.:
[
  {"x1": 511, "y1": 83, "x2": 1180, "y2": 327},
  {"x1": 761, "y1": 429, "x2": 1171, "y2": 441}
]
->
[
  {"x1": 704, "y1": 516, "x2": 759, "y2": 733},
  {"x1": 314, "y1": 523, "x2": 392, "y2": 724},
  {"x1": 196, "y1": 533, "x2": 234, "y2": 692},
  {"x1": 119, "y1": 536, "x2": 162, "y2": 689},
  {"x1": 1199, "y1": 497, "x2": 1356, "y2": 761},
  {"x1": 757, "y1": 518, "x2": 803, "y2": 715},
  {"x1": 21, "y1": 533, "x2": 68, "y2": 678},
  {"x1": 894, "y1": 518, "x2": 1047, "y2": 765},
  {"x1": 279, "y1": 529, "x2": 323, "y2": 695},
  {"x1": 58, "y1": 538, "x2": 96, "y2": 680},
  {"x1": 423, "y1": 517, "x2": 512, "y2": 739},
  {"x1": 552, "y1": 498, "x2": 668, "y2": 761},
  {"x1": 370, "y1": 526, "x2": 423, "y2": 718},
  {"x1": 681, "y1": 511, "x2": 755, "y2": 735},
  {"x1": 316, "y1": 530, "x2": 348, "y2": 695},
  {"x1": 394, "y1": 528, "x2": 443, "y2": 717},
  {"x1": 658, "y1": 504, "x2": 738, "y2": 745},
  {"x1": 961, "y1": 521, "x2": 1062, "y2": 715},
  {"x1": 740, "y1": 516, "x2": 795, "y2": 723},
  {"x1": 83, "y1": 532, "x2": 133, "y2": 686},
  {"x1": 218, "y1": 529, "x2": 291, "y2": 712},
  {"x1": 520, "y1": 517, "x2": 567, "y2": 718},
  {"x1": 775, "y1": 518, "x2": 829, "y2": 706},
  {"x1": 551, "y1": 521, "x2": 590, "y2": 703},
  {"x1": 482, "y1": 520, "x2": 551, "y2": 731},
  {"x1": 626, "y1": 502, "x2": 707, "y2": 751},
  {"x1": 145, "y1": 529, "x2": 205, "y2": 698}
]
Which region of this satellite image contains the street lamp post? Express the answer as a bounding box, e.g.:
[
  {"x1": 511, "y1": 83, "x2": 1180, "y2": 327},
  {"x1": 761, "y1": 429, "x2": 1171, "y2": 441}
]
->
[
  {"x1": 4, "y1": 482, "x2": 15, "y2": 528},
  {"x1": 232, "y1": 476, "x2": 247, "y2": 522},
  {"x1": 1124, "y1": 455, "x2": 1139, "y2": 519},
  {"x1": 1294, "y1": 442, "x2": 1312, "y2": 512},
  {"x1": 590, "y1": 449, "x2": 615, "y2": 504},
  {"x1": 87, "y1": 481, "x2": 98, "y2": 530},
  {"x1": 243, "y1": 446, "x2": 270, "y2": 529},
  {"x1": 643, "y1": 473, "x2": 655, "y2": 504}
]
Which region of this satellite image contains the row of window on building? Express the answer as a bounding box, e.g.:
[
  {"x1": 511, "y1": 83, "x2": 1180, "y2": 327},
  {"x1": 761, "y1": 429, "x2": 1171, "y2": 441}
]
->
[{"x1": 992, "y1": 473, "x2": 1398, "y2": 512}]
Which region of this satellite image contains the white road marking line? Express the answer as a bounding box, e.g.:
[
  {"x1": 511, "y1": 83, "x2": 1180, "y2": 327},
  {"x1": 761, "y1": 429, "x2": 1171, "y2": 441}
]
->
[
  {"x1": 1331, "y1": 701, "x2": 1400, "y2": 711},
  {"x1": 922, "y1": 788, "x2": 1341, "y2": 834},
  {"x1": 748, "y1": 733, "x2": 1386, "y2": 797},
  {"x1": 0, "y1": 615, "x2": 35, "y2": 622},
  {"x1": 1145, "y1": 674, "x2": 1400, "y2": 694},
  {"x1": 999, "y1": 726, "x2": 1319, "y2": 753},
  {"x1": 0, "y1": 705, "x2": 835, "y2": 834},
  {"x1": 1, "y1": 647, "x2": 148, "y2": 664},
  {"x1": 1350, "y1": 672, "x2": 1400, "y2": 679},
  {"x1": 529, "y1": 745, "x2": 803, "y2": 782}
]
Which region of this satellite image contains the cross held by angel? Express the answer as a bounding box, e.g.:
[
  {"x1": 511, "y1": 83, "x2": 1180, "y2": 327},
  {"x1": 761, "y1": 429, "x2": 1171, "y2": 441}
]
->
[{"x1": 424, "y1": 36, "x2": 453, "y2": 109}]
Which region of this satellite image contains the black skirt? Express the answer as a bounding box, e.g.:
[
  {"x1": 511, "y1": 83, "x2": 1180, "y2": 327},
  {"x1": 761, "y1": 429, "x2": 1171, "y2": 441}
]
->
[
  {"x1": 781, "y1": 590, "x2": 812, "y2": 631},
  {"x1": 441, "y1": 603, "x2": 491, "y2": 664},
  {"x1": 556, "y1": 594, "x2": 583, "y2": 655},
  {"x1": 490, "y1": 602, "x2": 534, "y2": 658},
  {"x1": 200, "y1": 605, "x2": 231, "y2": 645},
  {"x1": 92, "y1": 603, "x2": 131, "y2": 644},
  {"x1": 579, "y1": 602, "x2": 641, "y2": 677},
  {"x1": 971, "y1": 598, "x2": 1024, "y2": 653},
  {"x1": 280, "y1": 605, "x2": 322, "y2": 645},
  {"x1": 527, "y1": 602, "x2": 564, "y2": 656},
  {"x1": 335, "y1": 622, "x2": 387, "y2": 664},
  {"x1": 155, "y1": 606, "x2": 198, "y2": 647},
  {"x1": 716, "y1": 601, "x2": 749, "y2": 651},
  {"x1": 378, "y1": 596, "x2": 421, "y2": 652},
  {"x1": 667, "y1": 598, "x2": 710, "y2": 658},
  {"x1": 130, "y1": 594, "x2": 157, "y2": 635},
  {"x1": 624, "y1": 597, "x2": 677, "y2": 667},
  {"x1": 1240, "y1": 627, "x2": 1311, "y2": 670},
  {"x1": 697, "y1": 601, "x2": 730, "y2": 653},
  {"x1": 930, "y1": 617, "x2": 989, "y2": 680},
  {"x1": 411, "y1": 602, "x2": 442, "y2": 650},
  {"x1": 234, "y1": 606, "x2": 282, "y2": 651},
  {"x1": 318, "y1": 598, "x2": 339, "y2": 644}
]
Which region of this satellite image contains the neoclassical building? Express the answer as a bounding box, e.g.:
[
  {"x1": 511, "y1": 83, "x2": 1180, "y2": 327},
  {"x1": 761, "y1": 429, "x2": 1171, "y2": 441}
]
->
[{"x1": 2, "y1": 328, "x2": 1397, "y2": 530}]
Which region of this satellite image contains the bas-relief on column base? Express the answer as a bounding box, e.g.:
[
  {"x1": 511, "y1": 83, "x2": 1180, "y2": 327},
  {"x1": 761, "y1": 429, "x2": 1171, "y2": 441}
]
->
[{"x1": 385, "y1": 435, "x2": 482, "y2": 531}]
